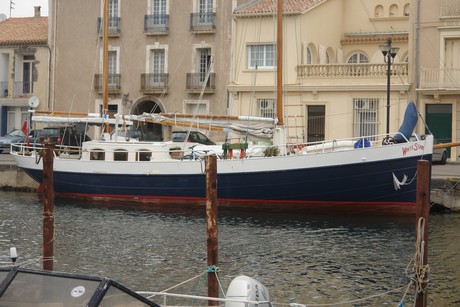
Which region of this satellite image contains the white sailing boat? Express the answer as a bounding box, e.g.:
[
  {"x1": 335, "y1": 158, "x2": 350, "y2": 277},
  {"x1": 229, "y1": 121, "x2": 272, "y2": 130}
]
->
[{"x1": 10, "y1": 0, "x2": 434, "y2": 215}]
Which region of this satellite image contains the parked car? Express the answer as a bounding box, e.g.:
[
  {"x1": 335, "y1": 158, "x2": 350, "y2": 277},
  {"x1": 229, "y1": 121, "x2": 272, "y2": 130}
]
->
[
  {"x1": 38, "y1": 126, "x2": 91, "y2": 147},
  {"x1": 112, "y1": 129, "x2": 162, "y2": 142},
  {"x1": 27, "y1": 129, "x2": 42, "y2": 144},
  {"x1": 411, "y1": 134, "x2": 448, "y2": 165},
  {"x1": 172, "y1": 131, "x2": 215, "y2": 145},
  {"x1": 0, "y1": 129, "x2": 25, "y2": 153},
  {"x1": 432, "y1": 141, "x2": 448, "y2": 165}
]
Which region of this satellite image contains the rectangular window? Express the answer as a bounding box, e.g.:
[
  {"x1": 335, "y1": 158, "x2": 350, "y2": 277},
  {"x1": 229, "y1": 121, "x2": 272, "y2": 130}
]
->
[
  {"x1": 151, "y1": 49, "x2": 165, "y2": 84},
  {"x1": 108, "y1": 0, "x2": 119, "y2": 32},
  {"x1": 258, "y1": 98, "x2": 276, "y2": 119},
  {"x1": 199, "y1": 0, "x2": 213, "y2": 24},
  {"x1": 248, "y1": 44, "x2": 276, "y2": 69},
  {"x1": 152, "y1": 0, "x2": 166, "y2": 15},
  {"x1": 198, "y1": 48, "x2": 211, "y2": 84},
  {"x1": 108, "y1": 51, "x2": 117, "y2": 86},
  {"x1": 109, "y1": 0, "x2": 118, "y2": 17},
  {"x1": 307, "y1": 105, "x2": 325, "y2": 142},
  {"x1": 352, "y1": 98, "x2": 379, "y2": 140},
  {"x1": 150, "y1": 0, "x2": 167, "y2": 25}
]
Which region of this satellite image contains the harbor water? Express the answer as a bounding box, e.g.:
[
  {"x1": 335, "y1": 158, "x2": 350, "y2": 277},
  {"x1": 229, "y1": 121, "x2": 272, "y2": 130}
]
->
[{"x1": 0, "y1": 191, "x2": 459, "y2": 306}]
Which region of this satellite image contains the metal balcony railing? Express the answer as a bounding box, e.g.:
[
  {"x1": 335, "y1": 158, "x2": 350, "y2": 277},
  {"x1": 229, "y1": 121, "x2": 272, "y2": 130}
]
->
[
  {"x1": 420, "y1": 68, "x2": 460, "y2": 89},
  {"x1": 190, "y1": 12, "x2": 216, "y2": 31},
  {"x1": 140, "y1": 73, "x2": 169, "y2": 93},
  {"x1": 97, "y1": 17, "x2": 121, "y2": 35},
  {"x1": 0, "y1": 82, "x2": 7, "y2": 98},
  {"x1": 186, "y1": 73, "x2": 215, "y2": 92},
  {"x1": 144, "y1": 14, "x2": 169, "y2": 33},
  {"x1": 296, "y1": 63, "x2": 408, "y2": 79},
  {"x1": 94, "y1": 74, "x2": 121, "y2": 93},
  {"x1": 13, "y1": 81, "x2": 34, "y2": 98}
]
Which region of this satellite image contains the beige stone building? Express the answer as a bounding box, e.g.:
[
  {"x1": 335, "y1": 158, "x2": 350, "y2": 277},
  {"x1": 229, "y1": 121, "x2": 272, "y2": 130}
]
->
[
  {"x1": 409, "y1": 0, "x2": 460, "y2": 161},
  {"x1": 229, "y1": 0, "x2": 411, "y2": 145},
  {"x1": 0, "y1": 7, "x2": 49, "y2": 135},
  {"x1": 42, "y1": 0, "x2": 460, "y2": 162},
  {"x1": 48, "y1": 0, "x2": 251, "y2": 141}
]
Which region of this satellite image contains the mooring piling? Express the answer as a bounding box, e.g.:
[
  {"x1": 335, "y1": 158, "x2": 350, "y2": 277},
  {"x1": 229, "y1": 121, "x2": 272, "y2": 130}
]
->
[
  {"x1": 205, "y1": 154, "x2": 218, "y2": 306},
  {"x1": 415, "y1": 160, "x2": 430, "y2": 307},
  {"x1": 42, "y1": 144, "x2": 55, "y2": 271}
]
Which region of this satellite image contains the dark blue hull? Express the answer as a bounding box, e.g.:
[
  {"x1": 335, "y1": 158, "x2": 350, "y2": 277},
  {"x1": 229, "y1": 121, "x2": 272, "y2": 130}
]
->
[{"x1": 22, "y1": 155, "x2": 429, "y2": 215}]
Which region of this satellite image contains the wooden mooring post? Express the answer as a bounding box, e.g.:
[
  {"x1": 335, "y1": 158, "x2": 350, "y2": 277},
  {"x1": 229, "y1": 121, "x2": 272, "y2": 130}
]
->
[
  {"x1": 42, "y1": 144, "x2": 55, "y2": 271},
  {"x1": 415, "y1": 160, "x2": 430, "y2": 307},
  {"x1": 205, "y1": 155, "x2": 218, "y2": 306}
]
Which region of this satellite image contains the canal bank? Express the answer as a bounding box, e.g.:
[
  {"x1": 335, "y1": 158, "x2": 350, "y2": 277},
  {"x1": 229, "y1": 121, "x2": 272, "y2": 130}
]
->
[{"x1": 1, "y1": 153, "x2": 459, "y2": 211}]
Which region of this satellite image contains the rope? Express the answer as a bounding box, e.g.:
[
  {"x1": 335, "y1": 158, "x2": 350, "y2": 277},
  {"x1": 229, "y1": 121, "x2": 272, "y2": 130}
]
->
[
  {"x1": 412, "y1": 217, "x2": 430, "y2": 294},
  {"x1": 274, "y1": 284, "x2": 409, "y2": 306}
]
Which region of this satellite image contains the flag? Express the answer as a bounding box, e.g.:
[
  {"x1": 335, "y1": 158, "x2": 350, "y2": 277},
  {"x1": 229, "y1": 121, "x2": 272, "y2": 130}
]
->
[{"x1": 21, "y1": 119, "x2": 27, "y2": 136}]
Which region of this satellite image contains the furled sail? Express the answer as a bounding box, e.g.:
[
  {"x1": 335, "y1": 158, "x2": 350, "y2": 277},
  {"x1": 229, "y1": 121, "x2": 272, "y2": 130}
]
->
[{"x1": 136, "y1": 113, "x2": 277, "y2": 140}]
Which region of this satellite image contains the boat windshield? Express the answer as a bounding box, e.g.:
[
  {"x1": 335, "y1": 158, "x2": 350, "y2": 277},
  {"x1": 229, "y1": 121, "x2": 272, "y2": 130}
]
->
[{"x1": 0, "y1": 267, "x2": 158, "y2": 306}]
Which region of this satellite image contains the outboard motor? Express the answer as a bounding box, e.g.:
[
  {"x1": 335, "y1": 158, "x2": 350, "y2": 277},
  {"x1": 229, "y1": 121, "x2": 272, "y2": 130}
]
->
[{"x1": 225, "y1": 275, "x2": 270, "y2": 307}]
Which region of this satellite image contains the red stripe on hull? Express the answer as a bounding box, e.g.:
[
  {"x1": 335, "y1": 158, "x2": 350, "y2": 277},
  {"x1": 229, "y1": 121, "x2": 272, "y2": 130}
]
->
[{"x1": 45, "y1": 191, "x2": 416, "y2": 216}]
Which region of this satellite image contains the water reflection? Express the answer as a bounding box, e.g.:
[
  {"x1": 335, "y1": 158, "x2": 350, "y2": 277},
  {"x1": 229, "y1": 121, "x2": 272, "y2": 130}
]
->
[{"x1": 1, "y1": 191, "x2": 459, "y2": 306}]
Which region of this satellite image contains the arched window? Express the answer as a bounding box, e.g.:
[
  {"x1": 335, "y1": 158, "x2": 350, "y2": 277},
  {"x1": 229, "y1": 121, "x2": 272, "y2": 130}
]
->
[
  {"x1": 389, "y1": 4, "x2": 398, "y2": 16},
  {"x1": 348, "y1": 53, "x2": 369, "y2": 76},
  {"x1": 404, "y1": 4, "x2": 410, "y2": 16},
  {"x1": 306, "y1": 47, "x2": 312, "y2": 64},
  {"x1": 348, "y1": 53, "x2": 369, "y2": 64},
  {"x1": 374, "y1": 5, "x2": 384, "y2": 17}
]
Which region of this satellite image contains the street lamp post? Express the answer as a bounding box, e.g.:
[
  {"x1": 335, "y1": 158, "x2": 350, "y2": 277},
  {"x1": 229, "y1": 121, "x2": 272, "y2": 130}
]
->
[{"x1": 379, "y1": 37, "x2": 399, "y2": 138}]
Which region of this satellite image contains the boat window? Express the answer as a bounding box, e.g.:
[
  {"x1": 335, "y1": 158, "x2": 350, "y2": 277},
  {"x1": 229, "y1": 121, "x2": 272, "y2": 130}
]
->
[
  {"x1": 90, "y1": 149, "x2": 105, "y2": 160},
  {"x1": 137, "y1": 150, "x2": 152, "y2": 161},
  {"x1": 114, "y1": 149, "x2": 128, "y2": 161}
]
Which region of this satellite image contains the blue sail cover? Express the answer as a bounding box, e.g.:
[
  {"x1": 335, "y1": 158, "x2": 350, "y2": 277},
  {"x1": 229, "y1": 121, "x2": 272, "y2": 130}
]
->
[{"x1": 394, "y1": 101, "x2": 418, "y2": 143}]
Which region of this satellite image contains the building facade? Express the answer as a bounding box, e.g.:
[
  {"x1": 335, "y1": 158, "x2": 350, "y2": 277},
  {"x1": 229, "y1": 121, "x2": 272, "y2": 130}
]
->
[
  {"x1": 0, "y1": 7, "x2": 49, "y2": 135},
  {"x1": 230, "y1": 0, "x2": 411, "y2": 145},
  {"x1": 49, "y1": 0, "x2": 251, "y2": 141},
  {"x1": 409, "y1": 0, "x2": 460, "y2": 161}
]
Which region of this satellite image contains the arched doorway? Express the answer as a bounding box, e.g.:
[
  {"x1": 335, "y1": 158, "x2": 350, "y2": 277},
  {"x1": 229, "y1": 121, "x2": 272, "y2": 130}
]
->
[{"x1": 130, "y1": 97, "x2": 164, "y2": 141}]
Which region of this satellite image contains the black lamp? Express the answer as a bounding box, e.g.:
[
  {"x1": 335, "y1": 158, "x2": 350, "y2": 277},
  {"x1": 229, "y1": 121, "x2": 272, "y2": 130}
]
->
[{"x1": 379, "y1": 37, "x2": 400, "y2": 137}]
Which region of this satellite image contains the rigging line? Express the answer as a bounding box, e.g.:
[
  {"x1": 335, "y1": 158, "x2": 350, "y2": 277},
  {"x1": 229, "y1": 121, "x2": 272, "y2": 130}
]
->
[
  {"x1": 90, "y1": 32, "x2": 102, "y2": 116},
  {"x1": 359, "y1": 0, "x2": 378, "y2": 33},
  {"x1": 181, "y1": 9, "x2": 220, "y2": 134},
  {"x1": 148, "y1": 10, "x2": 213, "y2": 116},
  {"x1": 417, "y1": 29, "x2": 460, "y2": 88},
  {"x1": 291, "y1": 13, "x2": 303, "y2": 142},
  {"x1": 244, "y1": 11, "x2": 265, "y2": 119}
]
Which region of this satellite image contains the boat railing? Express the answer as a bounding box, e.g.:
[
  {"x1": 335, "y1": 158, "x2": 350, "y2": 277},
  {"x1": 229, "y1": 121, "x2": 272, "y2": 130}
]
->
[
  {"x1": 10, "y1": 132, "x2": 425, "y2": 162},
  {"x1": 287, "y1": 132, "x2": 419, "y2": 155},
  {"x1": 10, "y1": 143, "x2": 84, "y2": 159}
]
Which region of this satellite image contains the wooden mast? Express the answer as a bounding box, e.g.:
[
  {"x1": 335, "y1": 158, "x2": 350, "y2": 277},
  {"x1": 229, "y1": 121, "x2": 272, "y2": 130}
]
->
[
  {"x1": 103, "y1": 0, "x2": 110, "y2": 133},
  {"x1": 276, "y1": 0, "x2": 283, "y2": 125}
]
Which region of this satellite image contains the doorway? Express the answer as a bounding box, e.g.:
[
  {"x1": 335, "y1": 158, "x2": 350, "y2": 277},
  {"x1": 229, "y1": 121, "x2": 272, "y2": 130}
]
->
[{"x1": 425, "y1": 104, "x2": 452, "y2": 156}]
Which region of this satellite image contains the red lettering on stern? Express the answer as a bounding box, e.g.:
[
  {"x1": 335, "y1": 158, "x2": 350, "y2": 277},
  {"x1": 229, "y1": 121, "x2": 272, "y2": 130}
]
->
[{"x1": 402, "y1": 143, "x2": 425, "y2": 156}]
